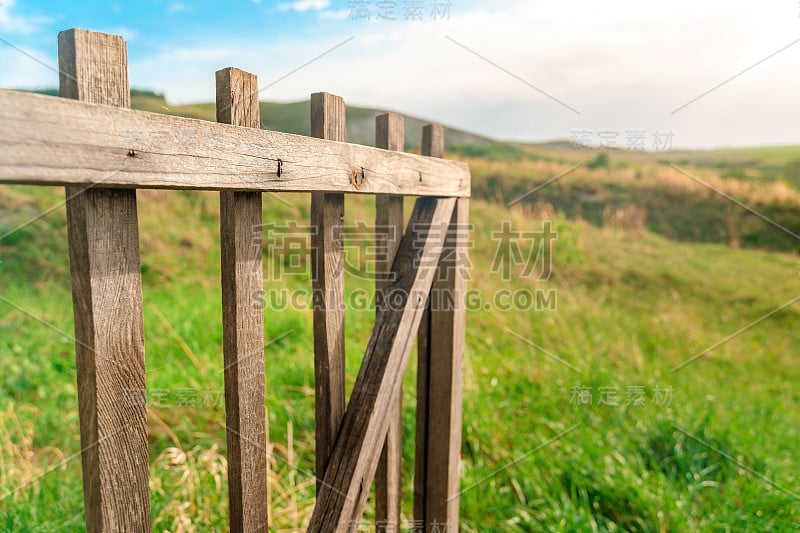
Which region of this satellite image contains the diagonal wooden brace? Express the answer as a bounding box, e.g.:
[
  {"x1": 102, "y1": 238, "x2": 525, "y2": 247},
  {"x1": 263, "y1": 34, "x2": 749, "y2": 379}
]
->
[{"x1": 308, "y1": 196, "x2": 457, "y2": 532}]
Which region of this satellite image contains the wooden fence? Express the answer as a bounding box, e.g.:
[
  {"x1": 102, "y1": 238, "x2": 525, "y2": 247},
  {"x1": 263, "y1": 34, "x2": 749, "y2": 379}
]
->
[{"x1": 0, "y1": 28, "x2": 470, "y2": 532}]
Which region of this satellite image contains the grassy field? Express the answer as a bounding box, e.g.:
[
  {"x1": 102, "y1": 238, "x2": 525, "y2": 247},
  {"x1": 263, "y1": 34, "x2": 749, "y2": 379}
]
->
[{"x1": 1, "y1": 96, "x2": 800, "y2": 531}]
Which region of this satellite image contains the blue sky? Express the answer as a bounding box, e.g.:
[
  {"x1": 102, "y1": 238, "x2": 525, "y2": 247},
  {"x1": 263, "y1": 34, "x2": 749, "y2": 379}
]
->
[
  {"x1": 3, "y1": 0, "x2": 800, "y2": 148},
  {"x1": 3, "y1": 0, "x2": 352, "y2": 50}
]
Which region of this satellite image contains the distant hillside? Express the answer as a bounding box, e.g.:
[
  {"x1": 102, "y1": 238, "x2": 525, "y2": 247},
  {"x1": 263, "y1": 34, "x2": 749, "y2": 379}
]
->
[{"x1": 32, "y1": 88, "x2": 492, "y2": 150}]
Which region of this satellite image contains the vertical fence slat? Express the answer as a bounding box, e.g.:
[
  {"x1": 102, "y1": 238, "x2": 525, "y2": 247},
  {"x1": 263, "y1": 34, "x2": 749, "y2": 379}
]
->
[
  {"x1": 375, "y1": 112, "x2": 405, "y2": 532},
  {"x1": 309, "y1": 197, "x2": 456, "y2": 531},
  {"x1": 310, "y1": 92, "x2": 347, "y2": 493},
  {"x1": 415, "y1": 124, "x2": 467, "y2": 532},
  {"x1": 216, "y1": 67, "x2": 268, "y2": 532},
  {"x1": 58, "y1": 28, "x2": 150, "y2": 532},
  {"x1": 414, "y1": 124, "x2": 442, "y2": 524}
]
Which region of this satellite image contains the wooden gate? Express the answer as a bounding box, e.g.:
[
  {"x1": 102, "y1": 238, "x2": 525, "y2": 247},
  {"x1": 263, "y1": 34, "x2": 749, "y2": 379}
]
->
[{"x1": 0, "y1": 29, "x2": 470, "y2": 532}]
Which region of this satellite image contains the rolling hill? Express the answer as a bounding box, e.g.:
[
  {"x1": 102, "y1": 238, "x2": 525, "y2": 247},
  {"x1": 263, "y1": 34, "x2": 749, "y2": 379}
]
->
[{"x1": 125, "y1": 89, "x2": 493, "y2": 150}]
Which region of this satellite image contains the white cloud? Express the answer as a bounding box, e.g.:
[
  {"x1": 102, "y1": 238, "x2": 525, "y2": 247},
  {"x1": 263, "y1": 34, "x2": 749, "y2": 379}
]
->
[
  {"x1": 319, "y1": 9, "x2": 349, "y2": 20},
  {"x1": 167, "y1": 3, "x2": 195, "y2": 14},
  {"x1": 0, "y1": 0, "x2": 52, "y2": 34},
  {"x1": 278, "y1": 0, "x2": 330, "y2": 13}
]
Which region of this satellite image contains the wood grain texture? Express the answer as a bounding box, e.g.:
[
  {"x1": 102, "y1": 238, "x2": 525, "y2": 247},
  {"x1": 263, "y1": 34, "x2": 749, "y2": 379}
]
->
[
  {"x1": 421, "y1": 124, "x2": 444, "y2": 158},
  {"x1": 415, "y1": 125, "x2": 468, "y2": 533},
  {"x1": 216, "y1": 67, "x2": 260, "y2": 129},
  {"x1": 311, "y1": 92, "x2": 346, "y2": 141},
  {"x1": 216, "y1": 67, "x2": 268, "y2": 533},
  {"x1": 59, "y1": 28, "x2": 150, "y2": 532},
  {"x1": 0, "y1": 89, "x2": 470, "y2": 197},
  {"x1": 311, "y1": 93, "x2": 347, "y2": 495},
  {"x1": 308, "y1": 196, "x2": 457, "y2": 532},
  {"x1": 58, "y1": 29, "x2": 130, "y2": 109},
  {"x1": 374, "y1": 112, "x2": 404, "y2": 532}
]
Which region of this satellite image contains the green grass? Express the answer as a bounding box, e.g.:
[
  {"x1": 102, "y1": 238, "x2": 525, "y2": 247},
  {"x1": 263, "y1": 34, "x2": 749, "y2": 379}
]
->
[
  {"x1": 6, "y1": 89, "x2": 800, "y2": 530},
  {"x1": 1, "y1": 181, "x2": 799, "y2": 531},
  {"x1": 449, "y1": 142, "x2": 533, "y2": 161}
]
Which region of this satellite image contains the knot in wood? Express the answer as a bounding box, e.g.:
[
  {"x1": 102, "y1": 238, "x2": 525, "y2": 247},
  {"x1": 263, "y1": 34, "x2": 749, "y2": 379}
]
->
[{"x1": 349, "y1": 167, "x2": 366, "y2": 190}]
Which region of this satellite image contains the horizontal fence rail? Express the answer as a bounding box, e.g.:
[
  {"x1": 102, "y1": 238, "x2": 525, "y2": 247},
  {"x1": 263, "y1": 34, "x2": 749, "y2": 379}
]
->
[
  {"x1": 0, "y1": 89, "x2": 470, "y2": 197},
  {"x1": 0, "y1": 27, "x2": 470, "y2": 533}
]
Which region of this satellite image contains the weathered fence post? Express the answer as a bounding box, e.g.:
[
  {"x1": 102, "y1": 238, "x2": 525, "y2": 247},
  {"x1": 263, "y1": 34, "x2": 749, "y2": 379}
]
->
[
  {"x1": 375, "y1": 112, "x2": 405, "y2": 532},
  {"x1": 216, "y1": 67, "x2": 268, "y2": 532},
  {"x1": 415, "y1": 124, "x2": 468, "y2": 532},
  {"x1": 58, "y1": 28, "x2": 150, "y2": 532},
  {"x1": 310, "y1": 92, "x2": 347, "y2": 494}
]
